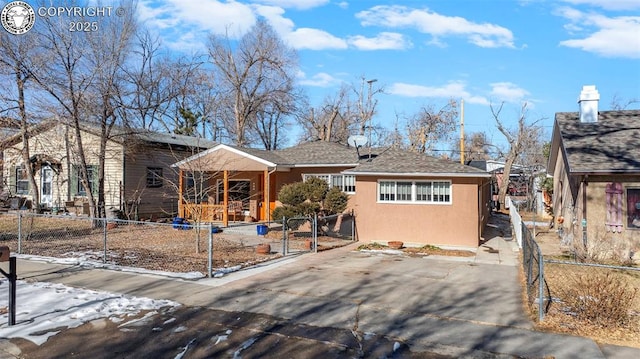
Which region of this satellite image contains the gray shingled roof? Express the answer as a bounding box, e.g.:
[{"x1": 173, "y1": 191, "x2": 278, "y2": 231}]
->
[
  {"x1": 274, "y1": 141, "x2": 359, "y2": 165},
  {"x1": 557, "y1": 110, "x2": 640, "y2": 173},
  {"x1": 345, "y1": 147, "x2": 489, "y2": 176}
]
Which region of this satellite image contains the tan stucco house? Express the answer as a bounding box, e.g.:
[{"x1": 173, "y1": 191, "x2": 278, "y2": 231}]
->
[
  {"x1": 1, "y1": 121, "x2": 215, "y2": 218},
  {"x1": 547, "y1": 85, "x2": 640, "y2": 261},
  {"x1": 173, "y1": 141, "x2": 491, "y2": 248}
]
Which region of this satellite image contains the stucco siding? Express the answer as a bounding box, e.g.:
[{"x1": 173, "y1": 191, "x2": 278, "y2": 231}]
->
[{"x1": 353, "y1": 176, "x2": 481, "y2": 248}]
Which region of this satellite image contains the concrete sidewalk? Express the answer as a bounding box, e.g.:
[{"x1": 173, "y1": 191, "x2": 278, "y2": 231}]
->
[{"x1": 11, "y1": 231, "x2": 640, "y2": 359}]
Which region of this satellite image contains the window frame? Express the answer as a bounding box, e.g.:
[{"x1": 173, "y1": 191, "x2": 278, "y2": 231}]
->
[
  {"x1": 73, "y1": 165, "x2": 98, "y2": 197},
  {"x1": 15, "y1": 165, "x2": 29, "y2": 195},
  {"x1": 303, "y1": 173, "x2": 356, "y2": 194},
  {"x1": 377, "y1": 180, "x2": 452, "y2": 205},
  {"x1": 146, "y1": 167, "x2": 163, "y2": 188}
]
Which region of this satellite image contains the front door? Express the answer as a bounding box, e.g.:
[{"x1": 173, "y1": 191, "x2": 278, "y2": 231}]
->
[{"x1": 40, "y1": 166, "x2": 53, "y2": 208}]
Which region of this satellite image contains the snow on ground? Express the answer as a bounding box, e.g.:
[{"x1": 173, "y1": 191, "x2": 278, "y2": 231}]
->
[
  {"x1": 0, "y1": 279, "x2": 180, "y2": 345},
  {"x1": 16, "y1": 251, "x2": 246, "y2": 279}
]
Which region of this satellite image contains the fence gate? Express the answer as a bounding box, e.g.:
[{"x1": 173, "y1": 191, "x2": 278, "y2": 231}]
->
[{"x1": 283, "y1": 216, "x2": 316, "y2": 255}]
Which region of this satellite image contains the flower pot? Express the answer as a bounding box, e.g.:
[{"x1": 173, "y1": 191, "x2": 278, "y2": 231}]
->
[
  {"x1": 388, "y1": 241, "x2": 404, "y2": 249},
  {"x1": 256, "y1": 243, "x2": 271, "y2": 254},
  {"x1": 304, "y1": 239, "x2": 313, "y2": 250}
]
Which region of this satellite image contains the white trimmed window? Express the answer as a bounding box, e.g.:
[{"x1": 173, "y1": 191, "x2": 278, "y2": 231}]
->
[
  {"x1": 303, "y1": 174, "x2": 356, "y2": 194},
  {"x1": 378, "y1": 180, "x2": 451, "y2": 204}
]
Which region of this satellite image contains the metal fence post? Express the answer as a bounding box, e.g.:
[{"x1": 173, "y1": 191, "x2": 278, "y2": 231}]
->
[
  {"x1": 208, "y1": 223, "x2": 213, "y2": 278},
  {"x1": 351, "y1": 209, "x2": 355, "y2": 241},
  {"x1": 103, "y1": 217, "x2": 107, "y2": 264},
  {"x1": 282, "y1": 216, "x2": 287, "y2": 255},
  {"x1": 314, "y1": 213, "x2": 318, "y2": 253},
  {"x1": 538, "y1": 245, "x2": 545, "y2": 322},
  {"x1": 17, "y1": 212, "x2": 22, "y2": 254}
]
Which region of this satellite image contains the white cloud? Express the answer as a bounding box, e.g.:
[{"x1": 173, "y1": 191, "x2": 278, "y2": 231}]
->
[
  {"x1": 254, "y1": 5, "x2": 295, "y2": 34},
  {"x1": 388, "y1": 81, "x2": 488, "y2": 105},
  {"x1": 337, "y1": 2, "x2": 349, "y2": 10},
  {"x1": 557, "y1": 8, "x2": 640, "y2": 59},
  {"x1": 489, "y1": 82, "x2": 531, "y2": 104},
  {"x1": 355, "y1": 5, "x2": 515, "y2": 48},
  {"x1": 298, "y1": 71, "x2": 342, "y2": 87},
  {"x1": 286, "y1": 28, "x2": 348, "y2": 50},
  {"x1": 139, "y1": 0, "x2": 256, "y2": 50},
  {"x1": 251, "y1": 0, "x2": 330, "y2": 10},
  {"x1": 348, "y1": 32, "x2": 412, "y2": 50},
  {"x1": 560, "y1": 0, "x2": 640, "y2": 11}
]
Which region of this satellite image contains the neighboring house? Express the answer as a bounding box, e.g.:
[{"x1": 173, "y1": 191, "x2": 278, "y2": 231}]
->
[
  {"x1": 173, "y1": 141, "x2": 491, "y2": 248},
  {"x1": 1, "y1": 120, "x2": 215, "y2": 218},
  {"x1": 469, "y1": 160, "x2": 545, "y2": 212},
  {"x1": 547, "y1": 85, "x2": 640, "y2": 260}
]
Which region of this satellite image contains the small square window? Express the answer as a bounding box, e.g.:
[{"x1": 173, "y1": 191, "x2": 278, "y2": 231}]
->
[{"x1": 147, "y1": 167, "x2": 163, "y2": 188}]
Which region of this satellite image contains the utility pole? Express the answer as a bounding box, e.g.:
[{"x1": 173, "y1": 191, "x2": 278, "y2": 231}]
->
[
  {"x1": 366, "y1": 78, "x2": 377, "y2": 158},
  {"x1": 460, "y1": 99, "x2": 465, "y2": 164}
]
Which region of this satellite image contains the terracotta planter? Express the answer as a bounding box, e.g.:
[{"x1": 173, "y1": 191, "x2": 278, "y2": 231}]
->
[
  {"x1": 256, "y1": 244, "x2": 271, "y2": 254},
  {"x1": 304, "y1": 239, "x2": 313, "y2": 250},
  {"x1": 388, "y1": 241, "x2": 404, "y2": 249}
]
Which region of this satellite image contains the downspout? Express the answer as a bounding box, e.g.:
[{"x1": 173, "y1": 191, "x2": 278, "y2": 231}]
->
[
  {"x1": 582, "y1": 175, "x2": 588, "y2": 249},
  {"x1": 266, "y1": 166, "x2": 277, "y2": 224}
]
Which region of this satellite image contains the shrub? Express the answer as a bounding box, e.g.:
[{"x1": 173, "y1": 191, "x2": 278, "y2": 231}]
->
[
  {"x1": 277, "y1": 182, "x2": 306, "y2": 207},
  {"x1": 324, "y1": 187, "x2": 348, "y2": 215},
  {"x1": 303, "y1": 177, "x2": 329, "y2": 203},
  {"x1": 271, "y1": 205, "x2": 300, "y2": 222},
  {"x1": 556, "y1": 271, "x2": 637, "y2": 327}
]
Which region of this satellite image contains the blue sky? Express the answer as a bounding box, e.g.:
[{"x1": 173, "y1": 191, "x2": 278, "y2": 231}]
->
[{"x1": 54, "y1": 1, "x2": 640, "y2": 148}]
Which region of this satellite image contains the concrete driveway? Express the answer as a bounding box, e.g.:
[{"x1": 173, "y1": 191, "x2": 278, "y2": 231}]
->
[{"x1": 7, "y1": 227, "x2": 636, "y2": 358}]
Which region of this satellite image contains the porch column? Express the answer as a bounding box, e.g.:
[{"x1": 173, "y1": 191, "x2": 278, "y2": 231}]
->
[
  {"x1": 223, "y1": 170, "x2": 229, "y2": 227},
  {"x1": 263, "y1": 169, "x2": 269, "y2": 222},
  {"x1": 178, "y1": 169, "x2": 184, "y2": 218}
]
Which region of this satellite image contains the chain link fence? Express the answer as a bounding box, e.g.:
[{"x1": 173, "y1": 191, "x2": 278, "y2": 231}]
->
[
  {"x1": 511, "y1": 206, "x2": 640, "y2": 324},
  {"x1": 1, "y1": 211, "x2": 357, "y2": 278}
]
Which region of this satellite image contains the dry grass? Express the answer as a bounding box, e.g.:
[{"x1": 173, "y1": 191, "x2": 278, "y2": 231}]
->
[
  {"x1": 0, "y1": 214, "x2": 352, "y2": 275},
  {"x1": 357, "y1": 242, "x2": 475, "y2": 257},
  {"x1": 518, "y1": 211, "x2": 640, "y2": 348}
]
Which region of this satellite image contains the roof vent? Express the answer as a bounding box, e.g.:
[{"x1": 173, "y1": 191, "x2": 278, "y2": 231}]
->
[{"x1": 578, "y1": 85, "x2": 599, "y2": 123}]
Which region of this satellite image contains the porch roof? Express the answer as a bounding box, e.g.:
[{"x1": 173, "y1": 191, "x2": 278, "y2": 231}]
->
[{"x1": 172, "y1": 141, "x2": 360, "y2": 171}]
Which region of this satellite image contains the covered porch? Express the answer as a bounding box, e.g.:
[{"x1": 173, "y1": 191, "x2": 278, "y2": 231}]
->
[{"x1": 172, "y1": 145, "x2": 284, "y2": 227}]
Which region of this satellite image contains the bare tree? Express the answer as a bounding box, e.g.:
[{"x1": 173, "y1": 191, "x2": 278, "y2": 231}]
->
[
  {"x1": 296, "y1": 85, "x2": 354, "y2": 143},
  {"x1": 355, "y1": 76, "x2": 383, "y2": 135},
  {"x1": 450, "y1": 132, "x2": 492, "y2": 162},
  {"x1": 0, "y1": 19, "x2": 48, "y2": 211},
  {"x1": 208, "y1": 19, "x2": 298, "y2": 146},
  {"x1": 84, "y1": 5, "x2": 137, "y2": 218},
  {"x1": 491, "y1": 101, "x2": 544, "y2": 207},
  {"x1": 406, "y1": 99, "x2": 459, "y2": 154}
]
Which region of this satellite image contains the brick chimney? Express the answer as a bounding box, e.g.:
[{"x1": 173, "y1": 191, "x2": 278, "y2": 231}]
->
[{"x1": 578, "y1": 85, "x2": 599, "y2": 123}]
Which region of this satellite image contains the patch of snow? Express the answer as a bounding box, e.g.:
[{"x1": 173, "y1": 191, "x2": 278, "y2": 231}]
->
[
  {"x1": 213, "y1": 265, "x2": 242, "y2": 278},
  {"x1": 0, "y1": 280, "x2": 180, "y2": 345},
  {"x1": 173, "y1": 325, "x2": 188, "y2": 333},
  {"x1": 393, "y1": 341, "x2": 401, "y2": 352},
  {"x1": 175, "y1": 338, "x2": 196, "y2": 359},
  {"x1": 15, "y1": 253, "x2": 205, "y2": 280},
  {"x1": 233, "y1": 336, "x2": 258, "y2": 359}
]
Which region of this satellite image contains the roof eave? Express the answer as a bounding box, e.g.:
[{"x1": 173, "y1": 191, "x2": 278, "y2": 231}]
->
[
  {"x1": 287, "y1": 163, "x2": 358, "y2": 168},
  {"x1": 341, "y1": 171, "x2": 491, "y2": 178}
]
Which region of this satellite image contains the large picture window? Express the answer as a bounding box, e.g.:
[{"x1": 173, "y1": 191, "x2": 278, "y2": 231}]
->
[
  {"x1": 378, "y1": 180, "x2": 451, "y2": 204},
  {"x1": 303, "y1": 174, "x2": 355, "y2": 194}
]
